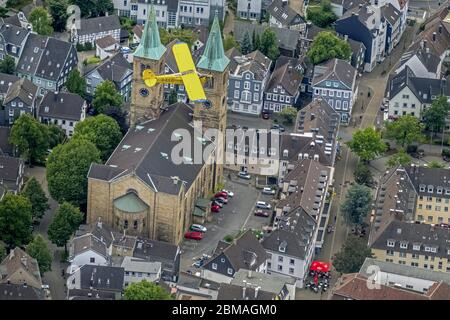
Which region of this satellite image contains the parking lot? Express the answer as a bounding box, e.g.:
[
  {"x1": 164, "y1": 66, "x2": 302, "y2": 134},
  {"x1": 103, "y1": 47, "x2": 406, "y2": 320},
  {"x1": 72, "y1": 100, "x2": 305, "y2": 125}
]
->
[{"x1": 180, "y1": 174, "x2": 276, "y2": 272}]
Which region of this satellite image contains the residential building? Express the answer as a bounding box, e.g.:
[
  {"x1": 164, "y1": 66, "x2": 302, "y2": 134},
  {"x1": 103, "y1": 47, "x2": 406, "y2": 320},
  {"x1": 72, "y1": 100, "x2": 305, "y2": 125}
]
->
[
  {"x1": 0, "y1": 283, "x2": 44, "y2": 300},
  {"x1": 2, "y1": 77, "x2": 38, "y2": 126},
  {"x1": 0, "y1": 155, "x2": 24, "y2": 196},
  {"x1": 67, "y1": 265, "x2": 124, "y2": 299},
  {"x1": 335, "y1": 5, "x2": 388, "y2": 72},
  {"x1": 386, "y1": 66, "x2": 450, "y2": 120},
  {"x1": 395, "y1": 46, "x2": 442, "y2": 79},
  {"x1": 370, "y1": 220, "x2": 450, "y2": 273},
  {"x1": 231, "y1": 269, "x2": 297, "y2": 300},
  {"x1": 330, "y1": 0, "x2": 369, "y2": 17},
  {"x1": 202, "y1": 230, "x2": 268, "y2": 283},
  {"x1": 347, "y1": 36, "x2": 366, "y2": 72},
  {"x1": 267, "y1": 0, "x2": 306, "y2": 32},
  {"x1": 237, "y1": 0, "x2": 262, "y2": 21},
  {"x1": 96, "y1": 35, "x2": 120, "y2": 60},
  {"x1": 71, "y1": 15, "x2": 121, "y2": 45},
  {"x1": 115, "y1": 0, "x2": 180, "y2": 27},
  {"x1": 87, "y1": 11, "x2": 229, "y2": 246},
  {"x1": 312, "y1": 58, "x2": 358, "y2": 124},
  {"x1": 121, "y1": 256, "x2": 161, "y2": 286},
  {"x1": 38, "y1": 91, "x2": 87, "y2": 137},
  {"x1": 263, "y1": 56, "x2": 302, "y2": 113},
  {"x1": 0, "y1": 127, "x2": 15, "y2": 156},
  {"x1": 3, "y1": 12, "x2": 32, "y2": 30},
  {"x1": 175, "y1": 272, "x2": 220, "y2": 300},
  {"x1": 0, "y1": 20, "x2": 30, "y2": 61},
  {"x1": 84, "y1": 53, "x2": 133, "y2": 102},
  {"x1": 234, "y1": 20, "x2": 301, "y2": 57},
  {"x1": 369, "y1": 0, "x2": 410, "y2": 36},
  {"x1": 217, "y1": 283, "x2": 277, "y2": 300},
  {"x1": 381, "y1": 3, "x2": 402, "y2": 54},
  {"x1": 178, "y1": 0, "x2": 226, "y2": 27},
  {"x1": 299, "y1": 22, "x2": 326, "y2": 56},
  {"x1": 262, "y1": 207, "x2": 317, "y2": 288},
  {"x1": 16, "y1": 33, "x2": 78, "y2": 96},
  {"x1": 69, "y1": 234, "x2": 110, "y2": 270},
  {"x1": 330, "y1": 273, "x2": 450, "y2": 299},
  {"x1": 227, "y1": 50, "x2": 272, "y2": 115},
  {"x1": 0, "y1": 247, "x2": 42, "y2": 289},
  {"x1": 67, "y1": 288, "x2": 116, "y2": 300}
]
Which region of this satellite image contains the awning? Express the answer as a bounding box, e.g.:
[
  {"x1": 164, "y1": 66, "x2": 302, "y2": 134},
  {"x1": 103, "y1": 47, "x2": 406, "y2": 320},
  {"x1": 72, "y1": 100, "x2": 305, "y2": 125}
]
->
[{"x1": 309, "y1": 260, "x2": 331, "y2": 272}]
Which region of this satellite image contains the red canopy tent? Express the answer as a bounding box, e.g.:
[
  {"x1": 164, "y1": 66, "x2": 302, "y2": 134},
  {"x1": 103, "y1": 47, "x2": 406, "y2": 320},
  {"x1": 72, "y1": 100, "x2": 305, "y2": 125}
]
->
[{"x1": 310, "y1": 261, "x2": 331, "y2": 273}]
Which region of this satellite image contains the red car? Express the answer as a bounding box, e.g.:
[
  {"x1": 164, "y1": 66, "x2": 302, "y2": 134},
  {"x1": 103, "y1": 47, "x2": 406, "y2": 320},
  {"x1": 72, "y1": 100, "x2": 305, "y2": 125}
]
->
[
  {"x1": 211, "y1": 204, "x2": 220, "y2": 212},
  {"x1": 214, "y1": 191, "x2": 228, "y2": 199},
  {"x1": 184, "y1": 231, "x2": 203, "y2": 240},
  {"x1": 254, "y1": 209, "x2": 270, "y2": 217}
]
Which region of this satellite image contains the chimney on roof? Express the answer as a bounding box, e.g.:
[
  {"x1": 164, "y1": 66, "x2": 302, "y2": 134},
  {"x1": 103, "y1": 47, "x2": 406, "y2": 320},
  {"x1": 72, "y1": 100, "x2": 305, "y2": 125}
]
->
[
  {"x1": 97, "y1": 217, "x2": 102, "y2": 229},
  {"x1": 311, "y1": 113, "x2": 315, "y2": 121},
  {"x1": 242, "y1": 286, "x2": 246, "y2": 299},
  {"x1": 255, "y1": 286, "x2": 260, "y2": 299},
  {"x1": 54, "y1": 92, "x2": 58, "y2": 101},
  {"x1": 171, "y1": 176, "x2": 179, "y2": 185},
  {"x1": 21, "y1": 257, "x2": 27, "y2": 267},
  {"x1": 433, "y1": 32, "x2": 437, "y2": 41}
]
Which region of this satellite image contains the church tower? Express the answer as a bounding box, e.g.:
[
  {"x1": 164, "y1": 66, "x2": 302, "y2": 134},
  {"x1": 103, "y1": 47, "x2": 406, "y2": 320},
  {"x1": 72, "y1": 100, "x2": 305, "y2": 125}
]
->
[
  {"x1": 194, "y1": 12, "x2": 230, "y2": 188},
  {"x1": 130, "y1": 5, "x2": 166, "y2": 126}
]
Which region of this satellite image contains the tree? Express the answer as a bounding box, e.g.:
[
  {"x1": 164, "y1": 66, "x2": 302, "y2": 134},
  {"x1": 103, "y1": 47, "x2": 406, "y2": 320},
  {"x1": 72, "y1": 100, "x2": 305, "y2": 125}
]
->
[
  {"x1": 160, "y1": 28, "x2": 197, "y2": 47},
  {"x1": 10, "y1": 114, "x2": 49, "y2": 165},
  {"x1": 423, "y1": 96, "x2": 450, "y2": 135},
  {"x1": 253, "y1": 32, "x2": 261, "y2": 51},
  {"x1": 48, "y1": 202, "x2": 83, "y2": 252},
  {"x1": 387, "y1": 150, "x2": 412, "y2": 168},
  {"x1": 22, "y1": 177, "x2": 49, "y2": 221},
  {"x1": 306, "y1": 0, "x2": 337, "y2": 28},
  {"x1": 73, "y1": 114, "x2": 122, "y2": 162},
  {"x1": 47, "y1": 124, "x2": 66, "y2": 149},
  {"x1": 29, "y1": 7, "x2": 54, "y2": 36},
  {"x1": 353, "y1": 162, "x2": 373, "y2": 187},
  {"x1": 103, "y1": 105, "x2": 129, "y2": 135},
  {"x1": 347, "y1": 127, "x2": 387, "y2": 162},
  {"x1": 47, "y1": 138, "x2": 101, "y2": 205},
  {"x1": 26, "y1": 235, "x2": 52, "y2": 273},
  {"x1": 279, "y1": 107, "x2": 297, "y2": 124},
  {"x1": 260, "y1": 28, "x2": 279, "y2": 60},
  {"x1": 427, "y1": 160, "x2": 446, "y2": 168},
  {"x1": 341, "y1": 184, "x2": 373, "y2": 226},
  {"x1": 241, "y1": 31, "x2": 253, "y2": 55},
  {"x1": 0, "y1": 56, "x2": 16, "y2": 74},
  {"x1": 0, "y1": 242, "x2": 5, "y2": 261},
  {"x1": 0, "y1": 7, "x2": 8, "y2": 18},
  {"x1": 223, "y1": 35, "x2": 239, "y2": 51},
  {"x1": 48, "y1": 0, "x2": 68, "y2": 32},
  {"x1": 92, "y1": 80, "x2": 123, "y2": 114},
  {"x1": 72, "y1": 0, "x2": 113, "y2": 17},
  {"x1": 93, "y1": 0, "x2": 114, "y2": 16},
  {"x1": 0, "y1": 194, "x2": 32, "y2": 248},
  {"x1": 384, "y1": 115, "x2": 425, "y2": 148},
  {"x1": 307, "y1": 31, "x2": 351, "y2": 65},
  {"x1": 168, "y1": 89, "x2": 178, "y2": 105},
  {"x1": 66, "y1": 69, "x2": 86, "y2": 98},
  {"x1": 124, "y1": 280, "x2": 173, "y2": 300},
  {"x1": 333, "y1": 236, "x2": 374, "y2": 274}
]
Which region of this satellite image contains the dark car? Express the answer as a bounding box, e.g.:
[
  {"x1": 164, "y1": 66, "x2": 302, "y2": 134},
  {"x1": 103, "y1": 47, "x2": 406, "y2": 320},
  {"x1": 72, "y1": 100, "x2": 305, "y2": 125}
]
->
[
  {"x1": 262, "y1": 112, "x2": 270, "y2": 120},
  {"x1": 214, "y1": 197, "x2": 228, "y2": 204},
  {"x1": 271, "y1": 124, "x2": 285, "y2": 132}
]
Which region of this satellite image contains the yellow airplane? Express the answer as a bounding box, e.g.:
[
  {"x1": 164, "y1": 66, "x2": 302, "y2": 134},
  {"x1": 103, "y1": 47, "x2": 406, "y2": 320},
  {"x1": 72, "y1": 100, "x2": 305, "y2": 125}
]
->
[{"x1": 142, "y1": 42, "x2": 212, "y2": 106}]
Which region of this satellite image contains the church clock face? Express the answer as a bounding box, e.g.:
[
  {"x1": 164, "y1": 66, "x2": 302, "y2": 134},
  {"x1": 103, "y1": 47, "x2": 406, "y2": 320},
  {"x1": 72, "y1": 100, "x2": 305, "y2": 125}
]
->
[{"x1": 139, "y1": 88, "x2": 149, "y2": 97}]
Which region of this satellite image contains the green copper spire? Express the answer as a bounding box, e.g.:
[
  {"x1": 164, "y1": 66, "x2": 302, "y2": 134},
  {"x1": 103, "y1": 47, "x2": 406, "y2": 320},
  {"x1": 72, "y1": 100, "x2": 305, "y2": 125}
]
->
[
  {"x1": 197, "y1": 11, "x2": 229, "y2": 72},
  {"x1": 134, "y1": 5, "x2": 166, "y2": 61}
]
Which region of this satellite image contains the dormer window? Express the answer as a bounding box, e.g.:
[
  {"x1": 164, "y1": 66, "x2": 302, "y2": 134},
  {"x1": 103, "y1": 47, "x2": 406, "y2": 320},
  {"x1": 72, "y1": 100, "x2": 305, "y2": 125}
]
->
[
  {"x1": 419, "y1": 185, "x2": 426, "y2": 192},
  {"x1": 437, "y1": 187, "x2": 443, "y2": 194},
  {"x1": 425, "y1": 246, "x2": 431, "y2": 252},
  {"x1": 413, "y1": 244, "x2": 421, "y2": 251},
  {"x1": 446, "y1": 189, "x2": 450, "y2": 195},
  {"x1": 387, "y1": 240, "x2": 395, "y2": 247},
  {"x1": 430, "y1": 247, "x2": 437, "y2": 253},
  {"x1": 428, "y1": 185, "x2": 434, "y2": 193},
  {"x1": 400, "y1": 242, "x2": 408, "y2": 249},
  {"x1": 279, "y1": 246, "x2": 285, "y2": 253}
]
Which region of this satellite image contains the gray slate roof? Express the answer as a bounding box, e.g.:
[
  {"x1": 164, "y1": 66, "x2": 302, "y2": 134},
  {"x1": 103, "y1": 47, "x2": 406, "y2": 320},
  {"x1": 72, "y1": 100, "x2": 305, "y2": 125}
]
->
[
  {"x1": 265, "y1": 56, "x2": 302, "y2": 96},
  {"x1": 404, "y1": 164, "x2": 450, "y2": 198},
  {"x1": 4, "y1": 78, "x2": 37, "y2": 106},
  {"x1": 133, "y1": 237, "x2": 179, "y2": 262},
  {"x1": 232, "y1": 269, "x2": 295, "y2": 294},
  {"x1": 67, "y1": 288, "x2": 116, "y2": 300},
  {"x1": 95, "y1": 35, "x2": 118, "y2": 48},
  {"x1": 381, "y1": 3, "x2": 401, "y2": 26},
  {"x1": 79, "y1": 265, "x2": 124, "y2": 292},
  {"x1": 217, "y1": 283, "x2": 275, "y2": 300},
  {"x1": 78, "y1": 16, "x2": 121, "y2": 36},
  {"x1": 230, "y1": 50, "x2": 272, "y2": 81},
  {"x1": 0, "y1": 127, "x2": 14, "y2": 156},
  {"x1": 313, "y1": 58, "x2": 357, "y2": 89},
  {"x1": 38, "y1": 91, "x2": 85, "y2": 121},
  {"x1": 0, "y1": 155, "x2": 23, "y2": 185},
  {"x1": 88, "y1": 103, "x2": 212, "y2": 195},
  {"x1": 331, "y1": 0, "x2": 369, "y2": 11},
  {"x1": 85, "y1": 53, "x2": 131, "y2": 85},
  {"x1": 71, "y1": 234, "x2": 108, "y2": 259},
  {"x1": 0, "y1": 283, "x2": 43, "y2": 300},
  {"x1": 267, "y1": 0, "x2": 305, "y2": 26},
  {"x1": 0, "y1": 73, "x2": 19, "y2": 95},
  {"x1": 0, "y1": 21, "x2": 29, "y2": 47}
]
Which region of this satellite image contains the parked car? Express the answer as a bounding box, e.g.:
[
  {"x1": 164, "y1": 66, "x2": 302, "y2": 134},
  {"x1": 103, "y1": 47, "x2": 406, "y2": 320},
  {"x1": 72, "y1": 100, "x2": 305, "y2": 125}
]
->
[
  {"x1": 190, "y1": 224, "x2": 207, "y2": 233},
  {"x1": 256, "y1": 201, "x2": 271, "y2": 209},
  {"x1": 254, "y1": 209, "x2": 270, "y2": 217},
  {"x1": 212, "y1": 200, "x2": 223, "y2": 208},
  {"x1": 214, "y1": 191, "x2": 228, "y2": 199},
  {"x1": 238, "y1": 171, "x2": 251, "y2": 179},
  {"x1": 271, "y1": 124, "x2": 285, "y2": 132},
  {"x1": 262, "y1": 112, "x2": 270, "y2": 119},
  {"x1": 221, "y1": 189, "x2": 234, "y2": 197},
  {"x1": 211, "y1": 204, "x2": 220, "y2": 212},
  {"x1": 214, "y1": 197, "x2": 228, "y2": 204},
  {"x1": 262, "y1": 187, "x2": 276, "y2": 195},
  {"x1": 185, "y1": 231, "x2": 203, "y2": 240},
  {"x1": 121, "y1": 46, "x2": 131, "y2": 54}
]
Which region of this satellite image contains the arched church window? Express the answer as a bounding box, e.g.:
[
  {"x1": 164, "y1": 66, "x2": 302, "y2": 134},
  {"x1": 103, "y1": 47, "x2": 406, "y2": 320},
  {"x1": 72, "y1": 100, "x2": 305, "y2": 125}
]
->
[
  {"x1": 127, "y1": 188, "x2": 138, "y2": 195},
  {"x1": 133, "y1": 220, "x2": 138, "y2": 230},
  {"x1": 124, "y1": 220, "x2": 128, "y2": 229}
]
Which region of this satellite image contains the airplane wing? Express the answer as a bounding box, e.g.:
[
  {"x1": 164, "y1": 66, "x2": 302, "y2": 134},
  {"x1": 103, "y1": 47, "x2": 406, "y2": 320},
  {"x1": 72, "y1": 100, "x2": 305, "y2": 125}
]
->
[{"x1": 172, "y1": 43, "x2": 207, "y2": 101}]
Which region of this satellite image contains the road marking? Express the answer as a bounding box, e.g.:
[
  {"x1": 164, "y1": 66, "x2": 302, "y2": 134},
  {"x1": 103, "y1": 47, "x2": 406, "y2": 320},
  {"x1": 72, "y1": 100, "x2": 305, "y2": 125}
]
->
[{"x1": 242, "y1": 193, "x2": 261, "y2": 230}]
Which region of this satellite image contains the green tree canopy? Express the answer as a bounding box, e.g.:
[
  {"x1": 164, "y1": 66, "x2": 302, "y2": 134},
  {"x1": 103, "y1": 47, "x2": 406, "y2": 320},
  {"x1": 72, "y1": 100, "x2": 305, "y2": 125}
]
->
[
  {"x1": 103, "y1": 105, "x2": 129, "y2": 135},
  {"x1": 306, "y1": 0, "x2": 337, "y2": 28},
  {"x1": 341, "y1": 184, "x2": 373, "y2": 226},
  {"x1": 386, "y1": 150, "x2": 412, "y2": 168},
  {"x1": 0, "y1": 56, "x2": 16, "y2": 74},
  {"x1": 0, "y1": 194, "x2": 32, "y2": 248},
  {"x1": 353, "y1": 162, "x2": 373, "y2": 187},
  {"x1": 223, "y1": 35, "x2": 239, "y2": 51},
  {"x1": 0, "y1": 242, "x2": 5, "y2": 261},
  {"x1": 384, "y1": 115, "x2": 425, "y2": 148},
  {"x1": 22, "y1": 177, "x2": 49, "y2": 221},
  {"x1": 260, "y1": 28, "x2": 279, "y2": 60},
  {"x1": 279, "y1": 106, "x2": 298, "y2": 124},
  {"x1": 307, "y1": 31, "x2": 351, "y2": 65},
  {"x1": 66, "y1": 69, "x2": 86, "y2": 98},
  {"x1": 47, "y1": 124, "x2": 66, "y2": 149},
  {"x1": 92, "y1": 80, "x2": 123, "y2": 114},
  {"x1": 48, "y1": 202, "x2": 83, "y2": 252},
  {"x1": 427, "y1": 160, "x2": 446, "y2": 168},
  {"x1": 48, "y1": 0, "x2": 68, "y2": 32},
  {"x1": 347, "y1": 127, "x2": 387, "y2": 162},
  {"x1": 29, "y1": 7, "x2": 54, "y2": 36},
  {"x1": 10, "y1": 114, "x2": 49, "y2": 164},
  {"x1": 72, "y1": 0, "x2": 114, "y2": 17},
  {"x1": 26, "y1": 235, "x2": 52, "y2": 273},
  {"x1": 160, "y1": 28, "x2": 197, "y2": 47},
  {"x1": 253, "y1": 31, "x2": 260, "y2": 51},
  {"x1": 241, "y1": 31, "x2": 253, "y2": 55},
  {"x1": 46, "y1": 138, "x2": 101, "y2": 205},
  {"x1": 333, "y1": 236, "x2": 374, "y2": 274},
  {"x1": 73, "y1": 114, "x2": 122, "y2": 162},
  {"x1": 124, "y1": 280, "x2": 173, "y2": 300},
  {"x1": 423, "y1": 96, "x2": 450, "y2": 134}
]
